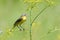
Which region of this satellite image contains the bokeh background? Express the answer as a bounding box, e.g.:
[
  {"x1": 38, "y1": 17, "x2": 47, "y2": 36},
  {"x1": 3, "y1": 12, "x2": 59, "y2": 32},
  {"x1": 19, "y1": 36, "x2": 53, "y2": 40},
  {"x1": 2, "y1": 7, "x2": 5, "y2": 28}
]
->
[{"x1": 0, "y1": 0, "x2": 60, "y2": 40}]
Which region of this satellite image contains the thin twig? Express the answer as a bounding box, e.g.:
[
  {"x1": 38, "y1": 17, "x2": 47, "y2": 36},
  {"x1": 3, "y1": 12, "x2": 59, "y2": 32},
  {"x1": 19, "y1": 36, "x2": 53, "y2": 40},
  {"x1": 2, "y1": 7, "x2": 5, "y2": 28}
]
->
[
  {"x1": 26, "y1": 3, "x2": 37, "y2": 40},
  {"x1": 31, "y1": 5, "x2": 50, "y2": 25},
  {"x1": 29, "y1": 2, "x2": 37, "y2": 40},
  {"x1": 29, "y1": 3, "x2": 34, "y2": 40},
  {"x1": 29, "y1": 4, "x2": 50, "y2": 40},
  {"x1": 30, "y1": 8, "x2": 32, "y2": 40}
]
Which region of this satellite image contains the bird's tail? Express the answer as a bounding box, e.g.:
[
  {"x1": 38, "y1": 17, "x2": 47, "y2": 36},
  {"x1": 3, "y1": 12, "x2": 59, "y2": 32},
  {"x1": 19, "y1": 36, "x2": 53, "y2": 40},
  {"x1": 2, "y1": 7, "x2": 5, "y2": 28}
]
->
[{"x1": 10, "y1": 25, "x2": 16, "y2": 32}]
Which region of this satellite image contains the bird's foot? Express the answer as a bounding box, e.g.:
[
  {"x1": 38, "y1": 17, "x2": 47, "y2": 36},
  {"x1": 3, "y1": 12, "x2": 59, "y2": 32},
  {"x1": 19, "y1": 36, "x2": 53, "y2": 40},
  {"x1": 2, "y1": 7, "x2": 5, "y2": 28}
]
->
[{"x1": 19, "y1": 28, "x2": 25, "y2": 31}]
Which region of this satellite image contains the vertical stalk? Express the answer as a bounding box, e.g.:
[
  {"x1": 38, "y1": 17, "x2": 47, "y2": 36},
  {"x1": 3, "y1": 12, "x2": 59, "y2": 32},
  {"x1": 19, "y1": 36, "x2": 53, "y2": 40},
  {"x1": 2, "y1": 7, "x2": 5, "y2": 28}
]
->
[
  {"x1": 28, "y1": 3, "x2": 37, "y2": 40},
  {"x1": 29, "y1": 8, "x2": 32, "y2": 40},
  {"x1": 29, "y1": 2, "x2": 37, "y2": 40},
  {"x1": 29, "y1": 3, "x2": 33, "y2": 40}
]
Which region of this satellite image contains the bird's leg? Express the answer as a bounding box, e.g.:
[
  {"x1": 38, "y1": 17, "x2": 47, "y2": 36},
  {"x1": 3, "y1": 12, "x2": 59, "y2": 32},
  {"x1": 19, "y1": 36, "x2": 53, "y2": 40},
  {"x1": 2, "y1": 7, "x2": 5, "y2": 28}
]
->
[
  {"x1": 17, "y1": 26, "x2": 22, "y2": 31},
  {"x1": 17, "y1": 25, "x2": 25, "y2": 31},
  {"x1": 20, "y1": 25, "x2": 25, "y2": 31}
]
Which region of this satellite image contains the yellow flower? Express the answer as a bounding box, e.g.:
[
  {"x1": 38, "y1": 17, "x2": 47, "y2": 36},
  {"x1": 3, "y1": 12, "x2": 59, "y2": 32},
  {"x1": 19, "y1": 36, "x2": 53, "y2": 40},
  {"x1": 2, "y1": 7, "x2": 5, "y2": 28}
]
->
[
  {"x1": 24, "y1": 0, "x2": 42, "y2": 3},
  {"x1": 45, "y1": 0, "x2": 55, "y2": 6}
]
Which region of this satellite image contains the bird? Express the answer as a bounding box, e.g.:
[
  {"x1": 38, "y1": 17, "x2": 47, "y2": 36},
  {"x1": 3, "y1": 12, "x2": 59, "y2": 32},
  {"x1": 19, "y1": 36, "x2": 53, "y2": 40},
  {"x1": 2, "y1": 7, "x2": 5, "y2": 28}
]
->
[{"x1": 10, "y1": 13, "x2": 27, "y2": 32}]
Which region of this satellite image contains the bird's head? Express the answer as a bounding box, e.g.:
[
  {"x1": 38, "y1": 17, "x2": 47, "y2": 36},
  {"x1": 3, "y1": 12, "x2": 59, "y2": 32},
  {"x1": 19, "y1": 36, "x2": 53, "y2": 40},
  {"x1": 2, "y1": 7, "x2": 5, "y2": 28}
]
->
[{"x1": 21, "y1": 13, "x2": 27, "y2": 20}]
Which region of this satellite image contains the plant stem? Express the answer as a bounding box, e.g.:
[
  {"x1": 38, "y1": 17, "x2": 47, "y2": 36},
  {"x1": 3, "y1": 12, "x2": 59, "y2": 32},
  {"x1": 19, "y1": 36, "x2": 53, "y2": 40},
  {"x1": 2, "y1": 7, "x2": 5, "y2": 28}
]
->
[
  {"x1": 31, "y1": 5, "x2": 50, "y2": 25},
  {"x1": 25, "y1": 2, "x2": 36, "y2": 40},
  {"x1": 29, "y1": 3, "x2": 37, "y2": 40},
  {"x1": 30, "y1": 8, "x2": 32, "y2": 40}
]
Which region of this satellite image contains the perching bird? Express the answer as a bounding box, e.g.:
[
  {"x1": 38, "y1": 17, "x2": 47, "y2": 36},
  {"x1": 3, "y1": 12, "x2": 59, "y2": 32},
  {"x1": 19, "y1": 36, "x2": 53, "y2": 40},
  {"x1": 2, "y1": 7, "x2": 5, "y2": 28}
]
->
[{"x1": 10, "y1": 14, "x2": 27, "y2": 32}]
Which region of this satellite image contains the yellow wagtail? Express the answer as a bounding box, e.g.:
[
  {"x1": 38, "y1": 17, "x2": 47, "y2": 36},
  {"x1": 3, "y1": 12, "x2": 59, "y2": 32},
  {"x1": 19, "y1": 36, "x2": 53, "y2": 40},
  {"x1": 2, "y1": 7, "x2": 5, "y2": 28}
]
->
[{"x1": 10, "y1": 14, "x2": 27, "y2": 31}]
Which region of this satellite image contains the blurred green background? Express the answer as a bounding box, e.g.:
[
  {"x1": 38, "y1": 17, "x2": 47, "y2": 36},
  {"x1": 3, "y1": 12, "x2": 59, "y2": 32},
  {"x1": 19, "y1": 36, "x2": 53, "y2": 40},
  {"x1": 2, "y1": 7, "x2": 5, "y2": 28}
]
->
[{"x1": 0, "y1": 0, "x2": 60, "y2": 40}]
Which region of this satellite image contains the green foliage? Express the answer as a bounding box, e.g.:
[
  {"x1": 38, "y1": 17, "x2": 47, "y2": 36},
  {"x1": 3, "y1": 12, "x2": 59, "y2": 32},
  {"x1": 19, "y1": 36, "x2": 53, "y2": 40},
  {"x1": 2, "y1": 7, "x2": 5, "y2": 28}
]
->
[{"x1": 0, "y1": 0, "x2": 60, "y2": 40}]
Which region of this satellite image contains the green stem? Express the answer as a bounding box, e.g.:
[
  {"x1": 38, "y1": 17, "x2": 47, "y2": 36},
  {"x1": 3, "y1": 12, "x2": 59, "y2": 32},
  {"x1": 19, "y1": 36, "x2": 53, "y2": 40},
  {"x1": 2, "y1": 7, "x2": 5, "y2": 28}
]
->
[
  {"x1": 30, "y1": 8, "x2": 32, "y2": 40},
  {"x1": 31, "y1": 5, "x2": 50, "y2": 25},
  {"x1": 29, "y1": 3, "x2": 37, "y2": 40}
]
